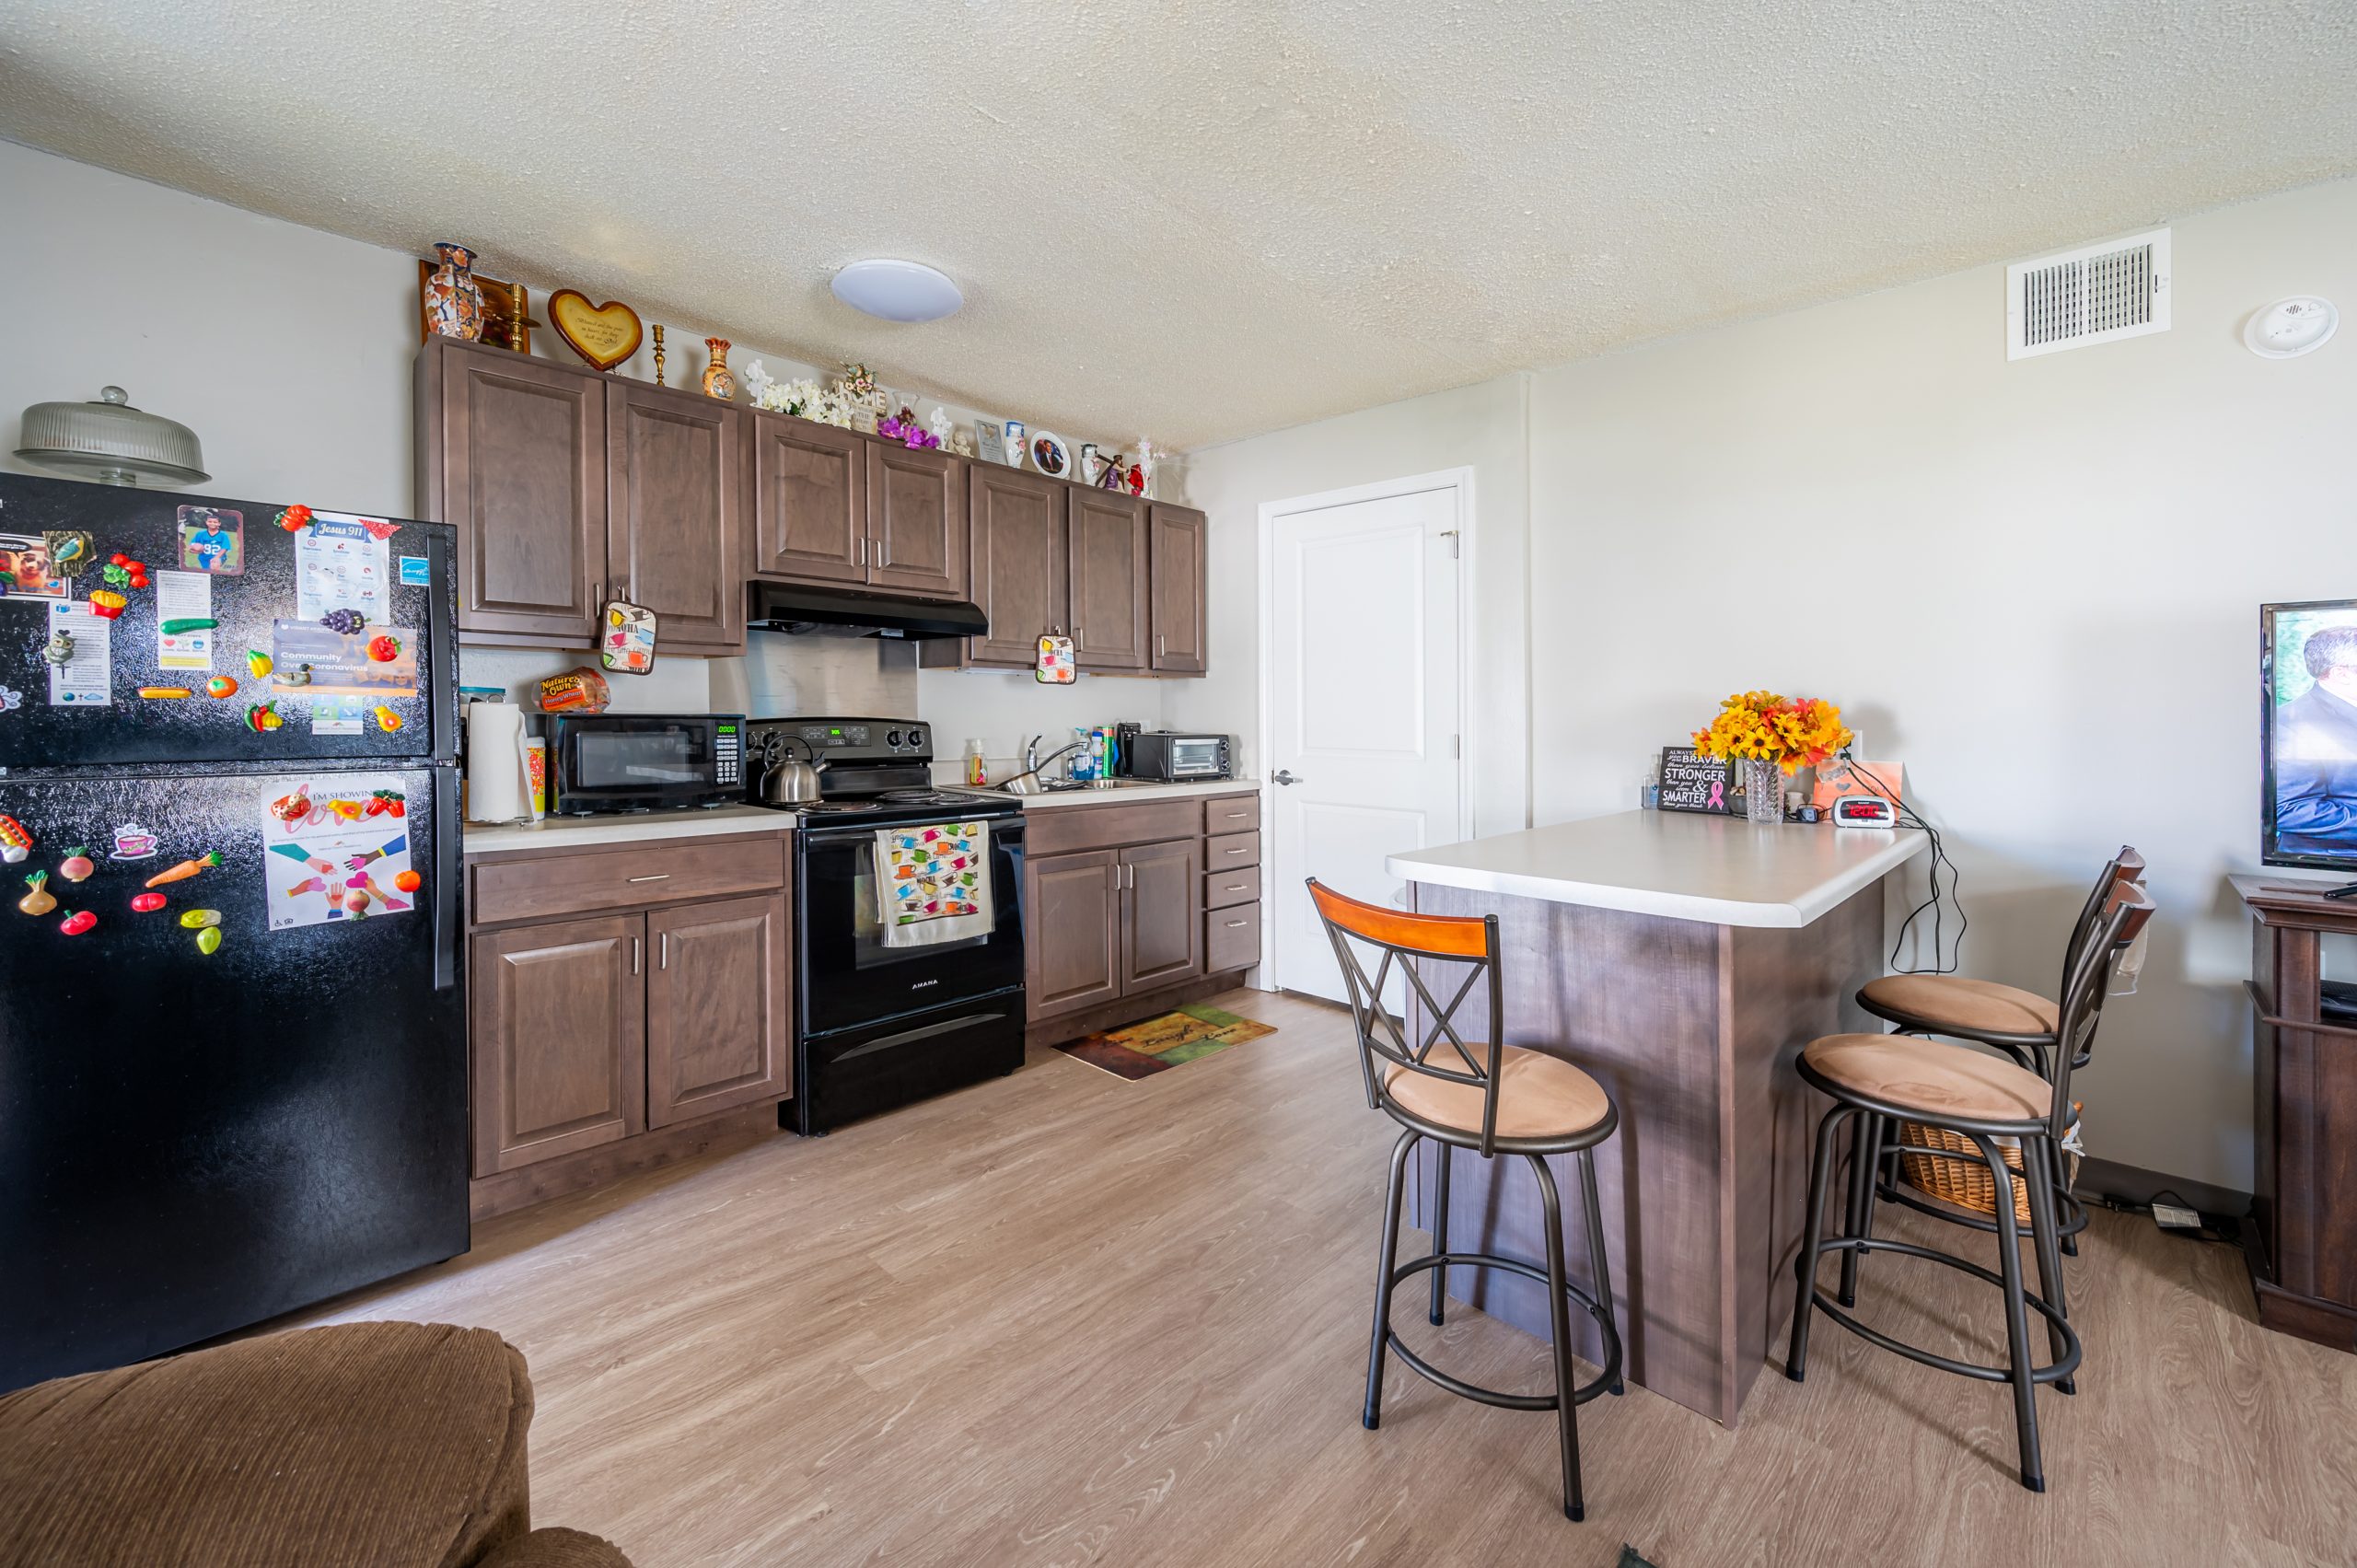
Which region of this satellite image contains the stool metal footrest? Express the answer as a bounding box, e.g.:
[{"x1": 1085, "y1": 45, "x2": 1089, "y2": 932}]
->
[
  {"x1": 1799, "y1": 1236, "x2": 2083, "y2": 1386},
  {"x1": 1387, "y1": 1250, "x2": 1622, "y2": 1408}
]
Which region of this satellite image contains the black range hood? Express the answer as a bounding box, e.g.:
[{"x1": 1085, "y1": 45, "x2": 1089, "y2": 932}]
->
[{"x1": 746, "y1": 581, "x2": 989, "y2": 640}]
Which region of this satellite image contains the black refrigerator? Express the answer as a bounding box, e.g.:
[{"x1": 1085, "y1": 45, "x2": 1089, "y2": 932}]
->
[{"x1": 0, "y1": 472, "x2": 466, "y2": 1392}]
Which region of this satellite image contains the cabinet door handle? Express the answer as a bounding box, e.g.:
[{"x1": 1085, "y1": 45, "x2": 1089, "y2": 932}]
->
[
  {"x1": 632, "y1": 936, "x2": 642, "y2": 975},
  {"x1": 1156, "y1": 634, "x2": 1166, "y2": 658},
  {"x1": 858, "y1": 536, "x2": 868, "y2": 567},
  {"x1": 659, "y1": 933, "x2": 669, "y2": 970},
  {"x1": 1225, "y1": 919, "x2": 1248, "y2": 929},
  {"x1": 1225, "y1": 846, "x2": 1248, "y2": 855},
  {"x1": 628, "y1": 874, "x2": 670, "y2": 883},
  {"x1": 1224, "y1": 883, "x2": 1246, "y2": 892}
]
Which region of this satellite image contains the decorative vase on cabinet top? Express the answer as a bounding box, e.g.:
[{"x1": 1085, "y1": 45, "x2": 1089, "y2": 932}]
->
[
  {"x1": 702, "y1": 338, "x2": 736, "y2": 401},
  {"x1": 424, "y1": 242, "x2": 484, "y2": 342}
]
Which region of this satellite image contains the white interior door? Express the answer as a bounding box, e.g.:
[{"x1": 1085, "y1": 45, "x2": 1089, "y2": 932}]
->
[{"x1": 1265, "y1": 481, "x2": 1464, "y2": 1004}]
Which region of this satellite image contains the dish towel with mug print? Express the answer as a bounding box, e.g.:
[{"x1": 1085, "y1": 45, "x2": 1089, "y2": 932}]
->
[{"x1": 874, "y1": 819, "x2": 993, "y2": 948}]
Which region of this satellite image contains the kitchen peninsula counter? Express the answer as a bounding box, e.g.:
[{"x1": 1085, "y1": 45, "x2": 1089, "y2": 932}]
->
[{"x1": 1386, "y1": 809, "x2": 1926, "y2": 1427}]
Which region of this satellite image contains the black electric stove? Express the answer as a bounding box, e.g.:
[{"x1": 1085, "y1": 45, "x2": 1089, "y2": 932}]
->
[{"x1": 746, "y1": 718, "x2": 1025, "y2": 1133}]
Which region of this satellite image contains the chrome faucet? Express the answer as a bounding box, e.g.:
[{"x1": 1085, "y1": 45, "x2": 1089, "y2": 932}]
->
[{"x1": 1010, "y1": 733, "x2": 1086, "y2": 786}]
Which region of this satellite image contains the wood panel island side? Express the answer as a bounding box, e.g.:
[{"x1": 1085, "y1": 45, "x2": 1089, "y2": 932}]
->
[{"x1": 1386, "y1": 809, "x2": 1926, "y2": 1426}]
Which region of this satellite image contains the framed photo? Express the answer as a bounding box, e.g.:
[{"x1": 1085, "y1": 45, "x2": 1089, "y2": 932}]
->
[
  {"x1": 176, "y1": 505, "x2": 245, "y2": 575},
  {"x1": 976, "y1": 420, "x2": 1005, "y2": 465},
  {"x1": 416, "y1": 261, "x2": 534, "y2": 353},
  {"x1": 0, "y1": 532, "x2": 68, "y2": 601}
]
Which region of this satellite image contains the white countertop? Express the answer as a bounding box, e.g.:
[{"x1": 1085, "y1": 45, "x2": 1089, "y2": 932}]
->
[
  {"x1": 1387, "y1": 809, "x2": 1926, "y2": 928},
  {"x1": 464, "y1": 805, "x2": 791, "y2": 855},
  {"x1": 1006, "y1": 778, "x2": 1259, "y2": 810}
]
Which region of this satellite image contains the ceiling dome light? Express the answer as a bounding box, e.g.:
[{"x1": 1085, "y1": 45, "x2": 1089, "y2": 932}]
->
[{"x1": 830, "y1": 259, "x2": 963, "y2": 323}]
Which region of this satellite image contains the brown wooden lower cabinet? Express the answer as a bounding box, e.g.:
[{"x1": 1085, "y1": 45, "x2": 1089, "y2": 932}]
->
[
  {"x1": 1026, "y1": 849, "x2": 1123, "y2": 1017},
  {"x1": 1120, "y1": 838, "x2": 1202, "y2": 991},
  {"x1": 466, "y1": 834, "x2": 794, "y2": 1215}
]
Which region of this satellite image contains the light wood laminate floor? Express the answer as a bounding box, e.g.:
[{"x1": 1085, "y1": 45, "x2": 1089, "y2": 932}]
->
[{"x1": 297, "y1": 989, "x2": 2356, "y2": 1567}]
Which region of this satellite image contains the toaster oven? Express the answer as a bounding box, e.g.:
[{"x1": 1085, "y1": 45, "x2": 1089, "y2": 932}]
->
[{"x1": 1122, "y1": 731, "x2": 1232, "y2": 782}]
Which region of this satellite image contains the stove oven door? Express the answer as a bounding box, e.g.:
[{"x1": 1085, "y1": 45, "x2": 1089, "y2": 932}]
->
[{"x1": 795, "y1": 814, "x2": 1027, "y2": 1038}]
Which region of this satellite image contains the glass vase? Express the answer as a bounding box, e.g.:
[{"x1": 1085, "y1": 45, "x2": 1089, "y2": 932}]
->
[{"x1": 1745, "y1": 758, "x2": 1783, "y2": 824}]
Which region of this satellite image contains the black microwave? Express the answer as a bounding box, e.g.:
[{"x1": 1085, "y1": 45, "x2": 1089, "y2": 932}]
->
[
  {"x1": 533, "y1": 714, "x2": 745, "y2": 815},
  {"x1": 1123, "y1": 731, "x2": 1232, "y2": 782}
]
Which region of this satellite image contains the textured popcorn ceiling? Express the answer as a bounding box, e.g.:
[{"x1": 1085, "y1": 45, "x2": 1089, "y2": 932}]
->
[{"x1": 3, "y1": 2, "x2": 2353, "y2": 449}]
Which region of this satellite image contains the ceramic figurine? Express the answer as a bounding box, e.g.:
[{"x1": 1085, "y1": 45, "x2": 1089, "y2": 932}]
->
[
  {"x1": 1135, "y1": 437, "x2": 1159, "y2": 498},
  {"x1": 424, "y1": 241, "x2": 486, "y2": 341},
  {"x1": 702, "y1": 339, "x2": 737, "y2": 401},
  {"x1": 1003, "y1": 420, "x2": 1028, "y2": 470},
  {"x1": 929, "y1": 406, "x2": 954, "y2": 447},
  {"x1": 278, "y1": 664, "x2": 314, "y2": 688}
]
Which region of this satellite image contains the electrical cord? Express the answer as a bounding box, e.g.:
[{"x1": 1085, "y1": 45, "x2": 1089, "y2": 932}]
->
[{"x1": 1829, "y1": 756, "x2": 1966, "y2": 973}]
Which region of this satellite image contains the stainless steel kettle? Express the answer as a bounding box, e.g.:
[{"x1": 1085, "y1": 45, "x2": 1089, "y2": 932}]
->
[{"x1": 760, "y1": 734, "x2": 827, "y2": 807}]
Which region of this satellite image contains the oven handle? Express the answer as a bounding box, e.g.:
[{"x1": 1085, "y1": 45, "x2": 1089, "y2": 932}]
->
[{"x1": 832, "y1": 1010, "x2": 1015, "y2": 1064}]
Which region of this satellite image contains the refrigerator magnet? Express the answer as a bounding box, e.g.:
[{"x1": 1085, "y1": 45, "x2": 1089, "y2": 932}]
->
[
  {"x1": 175, "y1": 506, "x2": 245, "y2": 575},
  {"x1": 0, "y1": 816, "x2": 32, "y2": 863},
  {"x1": 41, "y1": 530, "x2": 95, "y2": 579},
  {"x1": 110, "y1": 824, "x2": 159, "y2": 861}
]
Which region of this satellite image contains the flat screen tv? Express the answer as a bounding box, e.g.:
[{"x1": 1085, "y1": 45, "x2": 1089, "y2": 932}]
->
[{"x1": 2262, "y1": 598, "x2": 2357, "y2": 870}]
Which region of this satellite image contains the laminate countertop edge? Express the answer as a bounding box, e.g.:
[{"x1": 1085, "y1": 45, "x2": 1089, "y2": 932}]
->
[
  {"x1": 1388, "y1": 809, "x2": 1927, "y2": 929},
  {"x1": 463, "y1": 806, "x2": 794, "y2": 855}
]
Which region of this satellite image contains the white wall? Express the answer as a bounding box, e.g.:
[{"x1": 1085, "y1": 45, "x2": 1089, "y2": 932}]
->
[
  {"x1": 1172, "y1": 375, "x2": 1533, "y2": 838},
  {"x1": 0, "y1": 138, "x2": 1144, "y2": 749}
]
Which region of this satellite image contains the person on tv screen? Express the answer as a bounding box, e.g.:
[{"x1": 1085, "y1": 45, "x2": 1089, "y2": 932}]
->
[{"x1": 2276, "y1": 624, "x2": 2357, "y2": 854}]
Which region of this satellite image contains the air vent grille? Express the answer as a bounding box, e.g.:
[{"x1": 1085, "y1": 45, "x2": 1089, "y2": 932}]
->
[{"x1": 2006, "y1": 228, "x2": 2170, "y2": 359}]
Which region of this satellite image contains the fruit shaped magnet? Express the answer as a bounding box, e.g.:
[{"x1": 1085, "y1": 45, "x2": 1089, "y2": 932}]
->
[
  {"x1": 146, "y1": 850, "x2": 223, "y2": 889},
  {"x1": 17, "y1": 872, "x2": 54, "y2": 915},
  {"x1": 0, "y1": 816, "x2": 31, "y2": 864},
  {"x1": 269, "y1": 788, "x2": 312, "y2": 827},
  {"x1": 41, "y1": 630, "x2": 74, "y2": 666},
  {"x1": 320, "y1": 608, "x2": 366, "y2": 636},
  {"x1": 42, "y1": 530, "x2": 94, "y2": 578},
  {"x1": 57, "y1": 847, "x2": 94, "y2": 883},
  {"x1": 195, "y1": 925, "x2": 223, "y2": 955},
  {"x1": 179, "y1": 908, "x2": 222, "y2": 929},
  {"x1": 130, "y1": 891, "x2": 168, "y2": 912},
  {"x1": 328, "y1": 797, "x2": 366, "y2": 823},
  {"x1": 275, "y1": 504, "x2": 313, "y2": 532},
  {"x1": 87, "y1": 589, "x2": 127, "y2": 620},
  {"x1": 102, "y1": 553, "x2": 150, "y2": 593},
  {"x1": 343, "y1": 878, "x2": 371, "y2": 917},
  {"x1": 204, "y1": 675, "x2": 238, "y2": 699},
  {"x1": 245, "y1": 700, "x2": 284, "y2": 732},
  {"x1": 366, "y1": 633, "x2": 401, "y2": 663},
  {"x1": 59, "y1": 910, "x2": 96, "y2": 936},
  {"x1": 373, "y1": 704, "x2": 404, "y2": 733},
  {"x1": 246, "y1": 649, "x2": 273, "y2": 679},
  {"x1": 393, "y1": 868, "x2": 423, "y2": 894}
]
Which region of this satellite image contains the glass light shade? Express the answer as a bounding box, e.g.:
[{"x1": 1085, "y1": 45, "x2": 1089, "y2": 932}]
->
[{"x1": 830, "y1": 260, "x2": 963, "y2": 323}]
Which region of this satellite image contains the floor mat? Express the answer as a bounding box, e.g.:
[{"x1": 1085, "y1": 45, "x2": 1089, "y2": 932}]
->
[{"x1": 1055, "y1": 1004, "x2": 1277, "y2": 1080}]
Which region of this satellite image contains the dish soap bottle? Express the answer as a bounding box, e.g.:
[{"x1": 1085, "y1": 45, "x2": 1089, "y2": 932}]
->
[{"x1": 964, "y1": 738, "x2": 990, "y2": 788}]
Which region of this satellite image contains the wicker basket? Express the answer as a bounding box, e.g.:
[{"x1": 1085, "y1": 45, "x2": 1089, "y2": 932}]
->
[{"x1": 1897, "y1": 1110, "x2": 2080, "y2": 1225}]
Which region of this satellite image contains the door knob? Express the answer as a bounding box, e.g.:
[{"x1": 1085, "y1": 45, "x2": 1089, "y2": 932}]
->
[{"x1": 1271, "y1": 769, "x2": 1301, "y2": 785}]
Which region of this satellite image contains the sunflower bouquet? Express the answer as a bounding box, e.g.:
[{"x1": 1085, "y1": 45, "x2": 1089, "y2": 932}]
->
[{"x1": 1692, "y1": 691, "x2": 1855, "y2": 822}]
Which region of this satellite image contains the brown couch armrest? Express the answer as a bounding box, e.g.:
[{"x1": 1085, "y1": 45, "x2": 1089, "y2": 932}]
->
[{"x1": 475, "y1": 1525, "x2": 635, "y2": 1568}]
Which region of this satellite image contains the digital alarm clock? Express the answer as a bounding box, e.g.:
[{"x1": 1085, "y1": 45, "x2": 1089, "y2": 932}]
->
[{"x1": 1831, "y1": 795, "x2": 1898, "y2": 830}]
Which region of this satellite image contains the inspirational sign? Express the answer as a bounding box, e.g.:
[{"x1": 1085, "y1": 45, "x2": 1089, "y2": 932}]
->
[{"x1": 1658, "y1": 746, "x2": 1734, "y2": 814}]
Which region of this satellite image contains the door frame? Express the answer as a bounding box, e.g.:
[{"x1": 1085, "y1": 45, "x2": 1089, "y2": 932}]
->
[{"x1": 1254, "y1": 466, "x2": 1476, "y2": 985}]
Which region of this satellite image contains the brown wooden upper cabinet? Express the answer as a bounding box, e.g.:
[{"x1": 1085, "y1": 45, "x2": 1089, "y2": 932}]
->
[
  {"x1": 967, "y1": 464, "x2": 1067, "y2": 668},
  {"x1": 416, "y1": 339, "x2": 607, "y2": 646},
  {"x1": 1070, "y1": 489, "x2": 1150, "y2": 672},
  {"x1": 606, "y1": 381, "x2": 744, "y2": 654},
  {"x1": 748, "y1": 409, "x2": 866, "y2": 586},
  {"x1": 867, "y1": 442, "x2": 970, "y2": 598},
  {"x1": 1147, "y1": 504, "x2": 1208, "y2": 675}
]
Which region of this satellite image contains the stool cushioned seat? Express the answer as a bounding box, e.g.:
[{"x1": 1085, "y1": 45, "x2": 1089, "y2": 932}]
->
[
  {"x1": 1385, "y1": 1045, "x2": 1611, "y2": 1143},
  {"x1": 1861, "y1": 972, "x2": 2059, "y2": 1036},
  {"x1": 1803, "y1": 1034, "x2": 2050, "y2": 1124}
]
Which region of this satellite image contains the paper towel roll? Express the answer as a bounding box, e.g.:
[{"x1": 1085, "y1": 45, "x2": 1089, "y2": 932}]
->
[{"x1": 466, "y1": 703, "x2": 531, "y2": 823}]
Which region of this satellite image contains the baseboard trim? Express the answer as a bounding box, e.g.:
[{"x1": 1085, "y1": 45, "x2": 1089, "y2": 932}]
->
[{"x1": 2073, "y1": 1155, "x2": 2250, "y2": 1219}]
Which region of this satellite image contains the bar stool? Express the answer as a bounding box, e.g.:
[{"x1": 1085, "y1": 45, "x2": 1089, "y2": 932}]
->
[
  {"x1": 1308, "y1": 879, "x2": 1624, "y2": 1523},
  {"x1": 1786, "y1": 881, "x2": 2154, "y2": 1492},
  {"x1": 1851, "y1": 846, "x2": 2144, "y2": 1268}
]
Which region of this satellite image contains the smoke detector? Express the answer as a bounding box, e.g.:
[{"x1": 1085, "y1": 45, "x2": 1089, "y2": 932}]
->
[{"x1": 2006, "y1": 228, "x2": 2170, "y2": 360}]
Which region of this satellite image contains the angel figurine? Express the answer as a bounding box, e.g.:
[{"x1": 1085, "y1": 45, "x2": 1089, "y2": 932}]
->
[
  {"x1": 739, "y1": 358, "x2": 774, "y2": 407},
  {"x1": 927, "y1": 406, "x2": 954, "y2": 447}
]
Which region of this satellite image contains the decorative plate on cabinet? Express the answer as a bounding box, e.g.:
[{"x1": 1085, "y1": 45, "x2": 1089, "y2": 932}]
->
[{"x1": 1028, "y1": 431, "x2": 1072, "y2": 479}]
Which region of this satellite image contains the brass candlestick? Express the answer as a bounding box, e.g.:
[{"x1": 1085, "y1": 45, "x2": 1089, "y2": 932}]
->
[{"x1": 652, "y1": 325, "x2": 667, "y2": 387}]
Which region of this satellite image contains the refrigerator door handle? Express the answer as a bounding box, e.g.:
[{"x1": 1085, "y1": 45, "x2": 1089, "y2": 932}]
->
[{"x1": 432, "y1": 767, "x2": 461, "y2": 993}]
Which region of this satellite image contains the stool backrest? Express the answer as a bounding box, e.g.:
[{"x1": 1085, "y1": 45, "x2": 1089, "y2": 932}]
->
[
  {"x1": 2058, "y1": 845, "x2": 2145, "y2": 1004},
  {"x1": 1306, "y1": 879, "x2": 1510, "y2": 1156},
  {"x1": 2049, "y1": 879, "x2": 2156, "y2": 1136}
]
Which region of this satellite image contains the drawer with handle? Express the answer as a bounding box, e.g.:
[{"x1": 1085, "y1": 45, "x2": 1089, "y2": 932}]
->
[
  {"x1": 1202, "y1": 794, "x2": 1260, "y2": 834},
  {"x1": 469, "y1": 835, "x2": 788, "y2": 925},
  {"x1": 1205, "y1": 830, "x2": 1260, "y2": 869},
  {"x1": 1206, "y1": 865, "x2": 1260, "y2": 910},
  {"x1": 1208, "y1": 901, "x2": 1261, "y2": 973}
]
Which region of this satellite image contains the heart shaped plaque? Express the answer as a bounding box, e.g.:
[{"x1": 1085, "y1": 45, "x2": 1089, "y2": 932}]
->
[{"x1": 547, "y1": 290, "x2": 644, "y2": 372}]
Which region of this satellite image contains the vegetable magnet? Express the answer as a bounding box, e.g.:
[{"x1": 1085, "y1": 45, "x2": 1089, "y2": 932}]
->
[
  {"x1": 179, "y1": 908, "x2": 221, "y2": 929},
  {"x1": 204, "y1": 676, "x2": 238, "y2": 699},
  {"x1": 130, "y1": 891, "x2": 167, "y2": 912},
  {"x1": 58, "y1": 847, "x2": 94, "y2": 883},
  {"x1": 393, "y1": 869, "x2": 422, "y2": 894},
  {"x1": 146, "y1": 851, "x2": 223, "y2": 889},
  {"x1": 59, "y1": 910, "x2": 97, "y2": 936},
  {"x1": 138, "y1": 687, "x2": 193, "y2": 700},
  {"x1": 245, "y1": 701, "x2": 284, "y2": 732},
  {"x1": 18, "y1": 873, "x2": 54, "y2": 915},
  {"x1": 162, "y1": 618, "x2": 218, "y2": 636},
  {"x1": 275, "y1": 504, "x2": 314, "y2": 533},
  {"x1": 0, "y1": 816, "x2": 31, "y2": 864},
  {"x1": 103, "y1": 554, "x2": 150, "y2": 593}
]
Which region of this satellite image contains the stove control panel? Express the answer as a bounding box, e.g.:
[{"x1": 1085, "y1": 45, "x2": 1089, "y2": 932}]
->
[{"x1": 756, "y1": 717, "x2": 931, "y2": 761}]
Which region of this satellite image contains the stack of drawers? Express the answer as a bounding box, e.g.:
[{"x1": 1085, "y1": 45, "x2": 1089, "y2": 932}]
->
[{"x1": 1203, "y1": 794, "x2": 1261, "y2": 972}]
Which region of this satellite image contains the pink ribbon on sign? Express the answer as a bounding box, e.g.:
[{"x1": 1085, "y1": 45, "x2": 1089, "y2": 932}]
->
[{"x1": 1707, "y1": 781, "x2": 1725, "y2": 808}]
